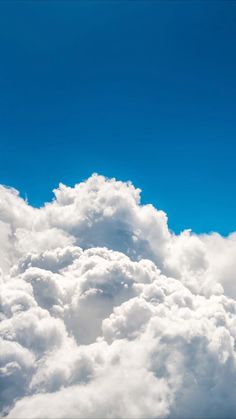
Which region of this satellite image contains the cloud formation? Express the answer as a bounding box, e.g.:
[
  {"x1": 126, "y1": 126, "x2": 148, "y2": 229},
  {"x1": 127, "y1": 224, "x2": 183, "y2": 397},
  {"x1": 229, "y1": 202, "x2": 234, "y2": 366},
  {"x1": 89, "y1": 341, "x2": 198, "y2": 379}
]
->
[{"x1": 1, "y1": 174, "x2": 236, "y2": 418}]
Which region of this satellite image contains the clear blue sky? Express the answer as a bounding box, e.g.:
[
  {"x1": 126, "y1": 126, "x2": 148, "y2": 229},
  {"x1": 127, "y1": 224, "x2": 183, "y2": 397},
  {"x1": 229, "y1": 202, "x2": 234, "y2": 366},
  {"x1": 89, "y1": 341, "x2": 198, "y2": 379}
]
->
[{"x1": 0, "y1": 1, "x2": 236, "y2": 235}]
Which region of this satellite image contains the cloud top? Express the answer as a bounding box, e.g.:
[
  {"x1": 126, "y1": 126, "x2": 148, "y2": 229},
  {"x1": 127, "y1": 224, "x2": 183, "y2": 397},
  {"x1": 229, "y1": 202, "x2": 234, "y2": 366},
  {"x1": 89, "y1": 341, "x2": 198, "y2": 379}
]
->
[{"x1": 1, "y1": 174, "x2": 236, "y2": 418}]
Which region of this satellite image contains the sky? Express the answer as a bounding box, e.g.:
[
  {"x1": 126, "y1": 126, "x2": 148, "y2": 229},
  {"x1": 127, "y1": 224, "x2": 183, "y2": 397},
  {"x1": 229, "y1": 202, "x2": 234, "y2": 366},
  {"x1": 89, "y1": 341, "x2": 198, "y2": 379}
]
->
[
  {"x1": 1, "y1": 5, "x2": 236, "y2": 415},
  {"x1": 0, "y1": 0, "x2": 236, "y2": 235}
]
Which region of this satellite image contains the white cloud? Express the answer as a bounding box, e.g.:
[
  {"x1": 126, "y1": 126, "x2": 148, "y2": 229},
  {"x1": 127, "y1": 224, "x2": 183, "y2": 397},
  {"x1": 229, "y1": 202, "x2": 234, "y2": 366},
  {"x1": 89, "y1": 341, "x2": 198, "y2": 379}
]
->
[{"x1": 1, "y1": 174, "x2": 236, "y2": 418}]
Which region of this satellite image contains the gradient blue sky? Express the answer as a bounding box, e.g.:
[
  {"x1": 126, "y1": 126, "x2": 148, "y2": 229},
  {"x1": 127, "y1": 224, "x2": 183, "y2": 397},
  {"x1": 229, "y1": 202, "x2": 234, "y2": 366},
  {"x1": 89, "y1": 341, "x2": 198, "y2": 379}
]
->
[{"x1": 0, "y1": 1, "x2": 236, "y2": 234}]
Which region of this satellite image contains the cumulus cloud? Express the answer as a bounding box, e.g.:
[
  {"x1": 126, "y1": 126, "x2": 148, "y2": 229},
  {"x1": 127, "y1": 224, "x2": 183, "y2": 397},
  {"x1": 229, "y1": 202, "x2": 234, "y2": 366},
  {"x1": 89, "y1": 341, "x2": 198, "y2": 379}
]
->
[{"x1": 1, "y1": 174, "x2": 236, "y2": 418}]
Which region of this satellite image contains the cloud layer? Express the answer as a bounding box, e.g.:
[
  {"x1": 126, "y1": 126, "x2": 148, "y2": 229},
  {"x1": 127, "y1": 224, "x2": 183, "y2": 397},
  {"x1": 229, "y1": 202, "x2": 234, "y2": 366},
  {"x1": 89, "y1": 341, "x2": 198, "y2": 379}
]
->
[{"x1": 1, "y1": 174, "x2": 236, "y2": 418}]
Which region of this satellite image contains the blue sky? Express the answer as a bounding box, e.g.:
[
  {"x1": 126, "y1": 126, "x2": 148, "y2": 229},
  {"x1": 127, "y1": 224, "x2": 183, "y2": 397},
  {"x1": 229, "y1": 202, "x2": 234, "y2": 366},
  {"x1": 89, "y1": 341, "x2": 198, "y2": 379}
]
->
[{"x1": 0, "y1": 0, "x2": 235, "y2": 235}]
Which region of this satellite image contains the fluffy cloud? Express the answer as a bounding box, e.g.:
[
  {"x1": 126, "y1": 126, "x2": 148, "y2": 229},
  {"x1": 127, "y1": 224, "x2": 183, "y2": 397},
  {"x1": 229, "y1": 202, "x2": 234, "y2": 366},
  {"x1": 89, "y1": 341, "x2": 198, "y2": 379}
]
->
[{"x1": 1, "y1": 174, "x2": 236, "y2": 418}]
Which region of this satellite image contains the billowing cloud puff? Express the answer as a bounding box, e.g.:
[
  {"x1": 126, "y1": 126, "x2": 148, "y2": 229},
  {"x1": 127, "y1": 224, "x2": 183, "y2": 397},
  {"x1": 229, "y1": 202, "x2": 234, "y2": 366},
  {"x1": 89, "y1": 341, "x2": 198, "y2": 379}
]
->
[{"x1": 1, "y1": 174, "x2": 236, "y2": 418}]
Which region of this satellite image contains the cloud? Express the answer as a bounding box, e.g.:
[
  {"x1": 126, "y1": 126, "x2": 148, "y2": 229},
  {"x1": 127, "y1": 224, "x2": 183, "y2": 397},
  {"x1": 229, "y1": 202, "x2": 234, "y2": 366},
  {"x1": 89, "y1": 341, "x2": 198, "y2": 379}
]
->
[{"x1": 1, "y1": 174, "x2": 236, "y2": 418}]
